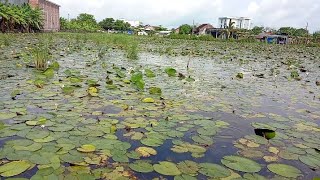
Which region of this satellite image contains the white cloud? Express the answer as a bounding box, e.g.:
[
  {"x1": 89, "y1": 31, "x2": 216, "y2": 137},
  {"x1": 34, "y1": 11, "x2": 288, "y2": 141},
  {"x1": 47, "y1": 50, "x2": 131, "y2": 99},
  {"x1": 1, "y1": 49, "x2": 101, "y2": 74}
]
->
[{"x1": 52, "y1": 0, "x2": 320, "y2": 32}]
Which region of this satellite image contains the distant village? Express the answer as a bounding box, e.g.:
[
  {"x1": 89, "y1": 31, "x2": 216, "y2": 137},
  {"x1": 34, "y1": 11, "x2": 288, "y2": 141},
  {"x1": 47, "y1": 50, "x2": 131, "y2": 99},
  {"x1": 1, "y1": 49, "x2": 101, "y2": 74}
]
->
[{"x1": 1, "y1": 0, "x2": 319, "y2": 45}]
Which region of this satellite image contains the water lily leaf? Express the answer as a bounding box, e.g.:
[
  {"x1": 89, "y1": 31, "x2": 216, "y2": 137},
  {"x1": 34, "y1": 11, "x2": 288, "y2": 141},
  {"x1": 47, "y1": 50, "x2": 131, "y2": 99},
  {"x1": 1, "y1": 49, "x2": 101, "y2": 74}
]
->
[
  {"x1": 48, "y1": 124, "x2": 74, "y2": 132},
  {"x1": 221, "y1": 155, "x2": 261, "y2": 173},
  {"x1": 268, "y1": 147, "x2": 279, "y2": 155},
  {"x1": 13, "y1": 143, "x2": 42, "y2": 152},
  {"x1": 267, "y1": 164, "x2": 302, "y2": 178},
  {"x1": 62, "y1": 86, "x2": 75, "y2": 94},
  {"x1": 112, "y1": 153, "x2": 129, "y2": 163},
  {"x1": 149, "y1": 87, "x2": 162, "y2": 95},
  {"x1": 165, "y1": 68, "x2": 177, "y2": 77},
  {"x1": 243, "y1": 173, "x2": 267, "y2": 180},
  {"x1": 0, "y1": 112, "x2": 17, "y2": 120},
  {"x1": 177, "y1": 161, "x2": 199, "y2": 176},
  {"x1": 171, "y1": 145, "x2": 189, "y2": 153},
  {"x1": 26, "y1": 130, "x2": 49, "y2": 140},
  {"x1": 43, "y1": 68, "x2": 54, "y2": 78},
  {"x1": 153, "y1": 161, "x2": 181, "y2": 176},
  {"x1": 174, "y1": 174, "x2": 197, "y2": 180},
  {"x1": 131, "y1": 71, "x2": 145, "y2": 90},
  {"x1": 129, "y1": 160, "x2": 154, "y2": 173},
  {"x1": 0, "y1": 161, "x2": 31, "y2": 177},
  {"x1": 77, "y1": 144, "x2": 96, "y2": 153},
  {"x1": 199, "y1": 163, "x2": 230, "y2": 178},
  {"x1": 299, "y1": 155, "x2": 320, "y2": 169},
  {"x1": 278, "y1": 150, "x2": 299, "y2": 160},
  {"x1": 141, "y1": 137, "x2": 164, "y2": 147},
  {"x1": 192, "y1": 135, "x2": 213, "y2": 145},
  {"x1": 88, "y1": 87, "x2": 98, "y2": 97},
  {"x1": 60, "y1": 153, "x2": 83, "y2": 164},
  {"x1": 135, "y1": 147, "x2": 157, "y2": 157},
  {"x1": 142, "y1": 98, "x2": 155, "y2": 103},
  {"x1": 145, "y1": 69, "x2": 156, "y2": 78},
  {"x1": 28, "y1": 154, "x2": 51, "y2": 165}
]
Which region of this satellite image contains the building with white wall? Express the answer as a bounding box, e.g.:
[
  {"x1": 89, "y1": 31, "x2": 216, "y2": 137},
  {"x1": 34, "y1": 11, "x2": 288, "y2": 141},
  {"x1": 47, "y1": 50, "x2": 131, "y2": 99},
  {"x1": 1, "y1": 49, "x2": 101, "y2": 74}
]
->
[
  {"x1": 120, "y1": 19, "x2": 142, "y2": 27},
  {"x1": 218, "y1": 17, "x2": 251, "y2": 30}
]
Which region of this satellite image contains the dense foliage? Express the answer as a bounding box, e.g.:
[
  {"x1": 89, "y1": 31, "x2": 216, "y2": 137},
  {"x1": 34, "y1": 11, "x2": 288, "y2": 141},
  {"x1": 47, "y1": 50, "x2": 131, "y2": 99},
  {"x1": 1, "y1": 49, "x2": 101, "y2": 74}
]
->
[
  {"x1": 178, "y1": 24, "x2": 193, "y2": 35},
  {"x1": 99, "y1": 18, "x2": 131, "y2": 31},
  {"x1": 60, "y1": 13, "x2": 101, "y2": 32},
  {"x1": 0, "y1": 2, "x2": 43, "y2": 33}
]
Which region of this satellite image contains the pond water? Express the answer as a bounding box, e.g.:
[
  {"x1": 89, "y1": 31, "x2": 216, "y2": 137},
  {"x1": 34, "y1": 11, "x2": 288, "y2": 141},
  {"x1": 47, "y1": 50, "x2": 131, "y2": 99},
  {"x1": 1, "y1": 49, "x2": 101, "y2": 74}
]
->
[{"x1": 0, "y1": 35, "x2": 319, "y2": 180}]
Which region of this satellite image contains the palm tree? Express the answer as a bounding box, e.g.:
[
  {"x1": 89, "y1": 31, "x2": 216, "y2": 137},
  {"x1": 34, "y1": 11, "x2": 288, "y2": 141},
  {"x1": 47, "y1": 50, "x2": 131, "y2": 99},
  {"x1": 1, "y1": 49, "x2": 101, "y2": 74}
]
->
[{"x1": 220, "y1": 20, "x2": 236, "y2": 39}]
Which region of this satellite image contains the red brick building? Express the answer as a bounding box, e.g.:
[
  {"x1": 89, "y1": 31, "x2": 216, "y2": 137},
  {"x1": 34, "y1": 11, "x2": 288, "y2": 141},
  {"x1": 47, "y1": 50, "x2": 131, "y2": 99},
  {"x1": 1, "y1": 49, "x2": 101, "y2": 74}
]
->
[{"x1": 29, "y1": 0, "x2": 60, "y2": 32}]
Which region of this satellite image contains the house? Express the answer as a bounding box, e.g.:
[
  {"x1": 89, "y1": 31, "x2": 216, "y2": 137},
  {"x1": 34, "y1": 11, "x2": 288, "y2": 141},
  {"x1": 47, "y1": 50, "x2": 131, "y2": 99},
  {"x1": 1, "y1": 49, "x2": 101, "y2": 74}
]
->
[
  {"x1": 138, "y1": 31, "x2": 148, "y2": 36},
  {"x1": 256, "y1": 33, "x2": 289, "y2": 44},
  {"x1": 193, "y1": 24, "x2": 214, "y2": 35},
  {"x1": 0, "y1": 0, "x2": 60, "y2": 31},
  {"x1": 120, "y1": 19, "x2": 142, "y2": 27},
  {"x1": 218, "y1": 17, "x2": 251, "y2": 30}
]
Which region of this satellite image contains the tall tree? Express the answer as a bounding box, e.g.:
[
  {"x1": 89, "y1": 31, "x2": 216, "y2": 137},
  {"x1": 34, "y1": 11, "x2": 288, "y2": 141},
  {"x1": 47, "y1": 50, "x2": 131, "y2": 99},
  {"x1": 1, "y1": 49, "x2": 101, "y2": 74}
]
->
[
  {"x1": 99, "y1": 18, "x2": 115, "y2": 30},
  {"x1": 179, "y1": 24, "x2": 192, "y2": 35},
  {"x1": 251, "y1": 26, "x2": 264, "y2": 35}
]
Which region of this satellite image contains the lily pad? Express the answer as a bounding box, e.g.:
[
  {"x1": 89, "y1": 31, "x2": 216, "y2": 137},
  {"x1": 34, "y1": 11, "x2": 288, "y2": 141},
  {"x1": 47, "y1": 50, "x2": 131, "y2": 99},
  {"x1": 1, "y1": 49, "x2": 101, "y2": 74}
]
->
[
  {"x1": 199, "y1": 163, "x2": 230, "y2": 178},
  {"x1": 77, "y1": 144, "x2": 96, "y2": 153},
  {"x1": 0, "y1": 161, "x2": 31, "y2": 177},
  {"x1": 153, "y1": 161, "x2": 181, "y2": 176},
  {"x1": 267, "y1": 164, "x2": 302, "y2": 178},
  {"x1": 142, "y1": 98, "x2": 155, "y2": 103},
  {"x1": 299, "y1": 155, "x2": 320, "y2": 169},
  {"x1": 177, "y1": 160, "x2": 199, "y2": 176},
  {"x1": 221, "y1": 155, "x2": 261, "y2": 173},
  {"x1": 129, "y1": 160, "x2": 154, "y2": 173},
  {"x1": 135, "y1": 147, "x2": 157, "y2": 157}
]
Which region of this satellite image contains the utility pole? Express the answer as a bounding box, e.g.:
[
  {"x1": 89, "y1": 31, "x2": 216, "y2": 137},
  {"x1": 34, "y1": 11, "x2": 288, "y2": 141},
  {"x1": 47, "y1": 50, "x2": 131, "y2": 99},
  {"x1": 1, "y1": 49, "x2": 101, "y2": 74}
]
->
[{"x1": 68, "y1": 14, "x2": 70, "y2": 21}]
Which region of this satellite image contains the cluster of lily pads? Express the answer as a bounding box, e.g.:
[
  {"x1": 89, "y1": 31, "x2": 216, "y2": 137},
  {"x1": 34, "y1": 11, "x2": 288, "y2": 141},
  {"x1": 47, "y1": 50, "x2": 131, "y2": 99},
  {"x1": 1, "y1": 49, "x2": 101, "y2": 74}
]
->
[{"x1": 0, "y1": 33, "x2": 319, "y2": 179}]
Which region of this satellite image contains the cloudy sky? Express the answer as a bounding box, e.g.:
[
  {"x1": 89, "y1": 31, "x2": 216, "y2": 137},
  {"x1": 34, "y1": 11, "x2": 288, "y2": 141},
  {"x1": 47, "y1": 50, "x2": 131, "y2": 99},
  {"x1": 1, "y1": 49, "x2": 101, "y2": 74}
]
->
[{"x1": 53, "y1": 0, "x2": 319, "y2": 32}]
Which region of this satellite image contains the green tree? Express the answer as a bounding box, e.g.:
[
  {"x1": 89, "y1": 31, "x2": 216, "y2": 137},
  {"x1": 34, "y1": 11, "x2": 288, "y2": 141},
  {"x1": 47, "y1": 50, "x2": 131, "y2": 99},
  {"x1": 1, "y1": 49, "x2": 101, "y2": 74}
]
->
[
  {"x1": 313, "y1": 31, "x2": 320, "y2": 38},
  {"x1": 59, "y1": 17, "x2": 67, "y2": 30},
  {"x1": 99, "y1": 18, "x2": 115, "y2": 30},
  {"x1": 0, "y1": 2, "x2": 43, "y2": 33},
  {"x1": 179, "y1": 24, "x2": 192, "y2": 34},
  {"x1": 278, "y1": 27, "x2": 308, "y2": 37},
  {"x1": 155, "y1": 25, "x2": 167, "y2": 31},
  {"x1": 251, "y1": 26, "x2": 264, "y2": 35},
  {"x1": 113, "y1": 20, "x2": 131, "y2": 31}
]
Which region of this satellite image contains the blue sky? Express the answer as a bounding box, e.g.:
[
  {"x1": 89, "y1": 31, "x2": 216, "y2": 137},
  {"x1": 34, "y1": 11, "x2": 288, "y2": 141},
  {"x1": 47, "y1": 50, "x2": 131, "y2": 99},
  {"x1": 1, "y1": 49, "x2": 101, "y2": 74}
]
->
[{"x1": 53, "y1": 0, "x2": 319, "y2": 32}]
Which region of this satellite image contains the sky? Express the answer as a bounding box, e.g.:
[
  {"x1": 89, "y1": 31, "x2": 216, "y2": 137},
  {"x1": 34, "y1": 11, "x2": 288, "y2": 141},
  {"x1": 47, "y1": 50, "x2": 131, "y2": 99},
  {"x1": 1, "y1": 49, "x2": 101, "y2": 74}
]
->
[{"x1": 52, "y1": 0, "x2": 319, "y2": 32}]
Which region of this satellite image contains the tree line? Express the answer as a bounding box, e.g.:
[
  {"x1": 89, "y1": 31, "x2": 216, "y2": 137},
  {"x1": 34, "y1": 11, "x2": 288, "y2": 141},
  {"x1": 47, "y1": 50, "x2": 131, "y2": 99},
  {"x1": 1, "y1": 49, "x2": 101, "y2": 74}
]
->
[
  {"x1": 60, "y1": 14, "x2": 133, "y2": 32},
  {"x1": 0, "y1": 2, "x2": 43, "y2": 33}
]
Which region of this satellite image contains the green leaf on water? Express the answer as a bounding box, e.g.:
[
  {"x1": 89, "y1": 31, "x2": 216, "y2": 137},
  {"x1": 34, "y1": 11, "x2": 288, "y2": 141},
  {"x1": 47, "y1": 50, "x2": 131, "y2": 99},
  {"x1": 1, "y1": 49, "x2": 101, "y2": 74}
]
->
[
  {"x1": 267, "y1": 163, "x2": 302, "y2": 178},
  {"x1": 142, "y1": 98, "x2": 155, "y2": 103},
  {"x1": 199, "y1": 163, "x2": 231, "y2": 178},
  {"x1": 149, "y1": 87, "x2": 162, "y2": 95},
  {"x1": 145, "y1": 69, "x2": 156, "y2": 78},
  {"x1": 174, "y1": 174, "x2": 197, "y2": 180},
  {"x1": 299, "y1": 155, "x2": 320, "y2": 169},
  {"x1": 165, "y1": 68, "x2": 177, "y2": 77},
  {"x1": 77, "y1": 144, "x2": 96, "y2": 153},
  {"x1": 0, "y1": 112, "x2": 17, "y2": 120},
  {"x1": 129, "y1": 160, "x2": 154, "y2": 173},
  {"x1": 177, "y1": 160, "x2": 199, "y2": 176},
  {"x1": 153, "y1": 161, "x2": 181, "y2": 176},
  {"x1": 0, "y1": 161, "x2": 31, "y2": 177},
  {"x1": 221, "y1": 155, "x2": 261, "y2": 173}
]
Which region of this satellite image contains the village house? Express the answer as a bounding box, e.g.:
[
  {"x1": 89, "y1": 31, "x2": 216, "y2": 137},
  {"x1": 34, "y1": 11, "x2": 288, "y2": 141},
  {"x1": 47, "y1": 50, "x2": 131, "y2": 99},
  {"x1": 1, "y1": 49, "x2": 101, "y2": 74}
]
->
[
  {"x1": 0, "y1": 0, "x2": 60, "y2": 31},
  {"x1": 193, "y1": 24, "x2": 214, "y2": 35}
]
